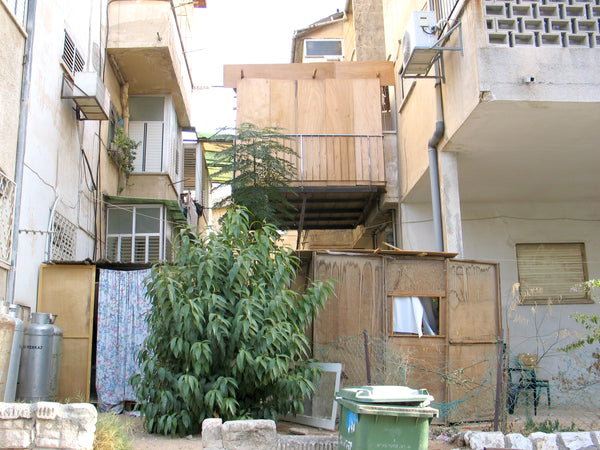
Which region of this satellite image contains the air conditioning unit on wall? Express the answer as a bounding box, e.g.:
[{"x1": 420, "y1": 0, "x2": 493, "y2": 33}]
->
[
  {"x1": 61, "y1": 72, "x2": 111, "y2": 120},
  {"x1": 401, "y1": 11, "x2": 440, "y2": 76}
]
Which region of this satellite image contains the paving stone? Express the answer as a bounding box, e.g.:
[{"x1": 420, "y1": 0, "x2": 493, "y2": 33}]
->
[
  {"x1": 507, "y1": 432, "x2": 533, "y2": 450},
  {"x1": 464, "y1": 431, "x2": 505, "y2": 450},
  {"x1": 530, "y1": 432, "x2": 559, "y2": 450},
  {"x1": 558, "y1": 432, "x2": 595, "y2": 450},
  {"x1": 202, "y1": 418, "x2": 224, "y2": 450}
]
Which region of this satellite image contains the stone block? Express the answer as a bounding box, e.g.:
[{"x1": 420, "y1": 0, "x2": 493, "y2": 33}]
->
[
  {"x1": 529, "y1": 432, "x2": 559, "y2": 450},
  {"x1": 35, "y1": 403, "x2": 97, "y2": 450},
  {"x1": 506, "y1": 433, "x2": 533, "y2": 450},
  {"x1": 0, "y1": 403, "x2": 34, "y2": 420},
  {"x1": 202, "y1": 418, "x2": 224, "y2": 450},
  {"x1": 464, "y1": 431, "x2": 505, "y2": 450},
  {"x1": 277, "y1": 435, "x2": 338, "y2": 449},
  {"x1": 36, "y1": 402, "x2": 60, "y2": 420},
  {"x1": 558, "y1": 432, "x2": 595, "y2": 450},
  {"x1": 222, "y1": 419, "x2": 277, "y2": 450},
  {"x1": 0, "y1": 427, "x2": 34, "y2": 449}
]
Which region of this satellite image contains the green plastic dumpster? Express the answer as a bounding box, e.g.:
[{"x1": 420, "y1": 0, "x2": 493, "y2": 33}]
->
[{"x1": 336, "y1": 386, "x2": 439, "y2": 450}]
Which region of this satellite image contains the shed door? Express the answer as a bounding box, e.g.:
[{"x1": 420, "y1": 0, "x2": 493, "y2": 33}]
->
[
  {"x1": 37, "y1": 264, "x2": 96, "y2": 402},
  {"x1": 445, "y1": 260, "x2": 501, "y2": 423}
]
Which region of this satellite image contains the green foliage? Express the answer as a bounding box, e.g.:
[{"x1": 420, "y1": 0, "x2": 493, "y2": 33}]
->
[
  {"x1": 94, "y1": 413, "x2": 132, "y2": 450},
  {"x1": 525, "y1": 418, "x2": 577, "y2": 433},
  {"x1": 132, "y1": 207, "x2": 334, "y2": 435},
  {"x1": 210, "y1": 123, "x2": 298, "y2": 228},
  {"x1": 108, "y1": 126, "x2": 139, "y2": 179},
  {"x1": 560, "y1": 279, "x2": 600, "y2": 352}
]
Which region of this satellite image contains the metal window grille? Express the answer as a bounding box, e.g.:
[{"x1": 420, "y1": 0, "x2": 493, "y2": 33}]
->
[
  {"x1": 0, "y1": 172, "x2": 16, "y2": 264},
  {"x1": 3, "y1": 0, "x2": 28, "y2": 27},
  {"x1": 106, "y1": 206, "x2": 164, "y2": 263},
  {"x1": 62, "y1": 30, "x2": 85, "y2": 74},
  {"x1": 50, "y1": 212, "x2": 77, "y2": 261},
  {"x1": 433, "y1": 0, "x2": 461, "y2": 22}
]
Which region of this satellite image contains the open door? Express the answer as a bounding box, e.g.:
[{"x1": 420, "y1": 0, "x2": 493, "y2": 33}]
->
[{"x1": 37, "y1": 264, "x2": 96, "y2": 402}]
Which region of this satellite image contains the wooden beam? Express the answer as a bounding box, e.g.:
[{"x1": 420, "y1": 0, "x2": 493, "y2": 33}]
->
[{"x1": 224, "y1": 61, "x2": 395, "y2": 88}]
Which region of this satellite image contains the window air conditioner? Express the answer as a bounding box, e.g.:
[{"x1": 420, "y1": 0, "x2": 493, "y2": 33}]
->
[
  {"x1": 401, "y1": 11, "x2": 439, "y2": 76},
  {"x1": 61, "y1": 72, "x2": 111, "y2": 120}
]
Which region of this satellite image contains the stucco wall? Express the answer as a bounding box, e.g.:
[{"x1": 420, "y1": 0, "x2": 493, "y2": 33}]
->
[
  {"x1": 0, "y1": 5, "x2": 26, "y2": 179},
  {"x1": 352, "y1": 0, "x2": 386, "y2": 61}
]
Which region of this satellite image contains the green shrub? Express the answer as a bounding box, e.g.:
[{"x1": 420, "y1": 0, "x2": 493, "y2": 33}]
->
[{"x1": 132, "y1": 208, "x2": 334, "y2": 435}]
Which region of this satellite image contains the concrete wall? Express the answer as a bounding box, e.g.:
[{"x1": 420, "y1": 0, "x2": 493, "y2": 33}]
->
[
  {"x1": 352, "y1": 0, "x2": 386, "y2": 61},
  {"x1": 123, "y1": 174, "x2": 179, "y2": 202}
]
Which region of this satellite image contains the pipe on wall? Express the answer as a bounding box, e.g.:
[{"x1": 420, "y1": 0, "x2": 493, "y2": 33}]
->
[{"x1": 7, "y1": 0, "x2": 37, "y2": 305}]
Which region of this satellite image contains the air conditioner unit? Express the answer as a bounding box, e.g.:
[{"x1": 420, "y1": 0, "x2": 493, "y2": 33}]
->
[
  {"x1": 61, "y1": 72, "x2": 111, "y2": 120},
  {"x1": 401, "y1": 11, "x2": 440, "y2": 76}
]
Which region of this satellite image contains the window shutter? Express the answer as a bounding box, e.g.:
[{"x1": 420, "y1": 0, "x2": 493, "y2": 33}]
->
[
  {"x1": 516, "y1": 243, "x2": 588, "y2": 302},
  {"x1": 145, "y1": 122, "x2": 164, "y2": 172},
  {"x1": 129, "y1": 122, "x2": 145, "y2": 173}
]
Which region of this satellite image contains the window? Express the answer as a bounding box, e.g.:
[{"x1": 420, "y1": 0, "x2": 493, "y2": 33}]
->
[
  {"x1": 390, "y1": 296, "x2": 440, "y2": 337},
  {"x1": 304, "y1": 39, "x2": 344, "y2": 61},
  {"x1": 0, "y1": 171, "x2": 16, "y2": 265},
  {"x1": 62, "y1": 30, "x2": 85, "y2": 74},
  {"x1": 516, "y1": 243, "x2": 590, "y2": 304},
  {"x1": 50, "y1": 212, "x2": 77, "y2": 261},
  {"x1": 106, "y1": 205, "x2": 164, "y2": 263},
  {"x1": 129, "y1": 97, "x2": 165, "y2": 173}
]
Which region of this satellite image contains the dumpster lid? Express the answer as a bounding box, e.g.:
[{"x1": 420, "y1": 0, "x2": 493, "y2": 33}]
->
[{"x1": 336, "y1": 386, "x2": 433, "y2": 406}]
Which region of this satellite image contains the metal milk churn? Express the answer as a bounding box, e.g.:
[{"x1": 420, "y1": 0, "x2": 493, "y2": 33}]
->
[
  {"x1": 17, "y1": 312, "x2": 54, "y2": 402},
  {"x1": 48, "y1": 314, "x2": 63, "y2": 401},
  {"x1": 0, "y1": 304, "x2": 16, "y2": 400},
  {"x1": 4, "y1": 305, "x2": 24, "y2": 402}
]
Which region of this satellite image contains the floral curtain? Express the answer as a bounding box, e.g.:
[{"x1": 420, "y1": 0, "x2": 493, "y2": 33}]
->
[{"x1": 96, "y1": 269, "x2": 151, "y2": 412}]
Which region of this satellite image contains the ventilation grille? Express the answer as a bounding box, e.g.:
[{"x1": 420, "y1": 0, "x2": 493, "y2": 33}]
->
[
  {"x1": 62, "y1": 30, "x2": 85, "y2": 73},
  {"x1": 50, "y1": 212, "x2": 77, "y2": 261}
]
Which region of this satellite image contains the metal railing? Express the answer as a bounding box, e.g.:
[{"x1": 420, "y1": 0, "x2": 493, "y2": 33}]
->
[
  {"x1": 284, "y1": 134, "x2": 385, "y2": 188},
  {"x1": 432, "y1": 0, "x2": 461, "y2": 22},
  {"x1": 2, "y1": 0, "x2": 28, "y2": 27},
  {"x1": 0, "y1": 171, "x2": 16, "y2": 265}
]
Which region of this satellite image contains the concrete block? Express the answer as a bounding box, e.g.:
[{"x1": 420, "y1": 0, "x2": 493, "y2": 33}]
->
[
  {"x1": 574, "y1": 20, "x2": 599, "y2": 33},
  {"x1": 539, "y1": 5, "x2": 560, "y2": 18},
  {"x1": 202, "y1": 418, "x2": 224, "y2": 450},
  {"x1": 464, "y1": 431, "x2": 505, "y2": 450},
  {"x1": 558, "y1": 432, "x2": 595, "y2": 450},
  {"x1": 277, "y1": 435, "x2": 338, "y2": 449},
  {"x1": 497, "y1": 18, "x2": 518, "y2": 31},
  {"x1": 488, "y1": 31, "x2": 511, "y2": 46},
  {"x1": 506, "y1": 433, "x2": 533, "y2": 450},
  {"x1": 511, "y1": 4, "x2": 534, "y2": 18},
  {"x1": 0, "y1": 427, "x2": 34, "y2": 449},
  {"x1": 540, "y1": 33, "x2": 563, "y2": 46},
  {"x1": 529, "y1": 432, "x2": 559, "y2": 450},
  {"x1": 566, "y1": 34, "x2": 590, "y2": 47},
  {"x1": 0, "y1": 402, "x2": 34, "y2": 420},
  {"x1": 550, "y1": 19, "x2": 571, "y2": 32},
  {"x1": 513, "y1": 32, "x2": 536, "y2": 46},
  {"x1": 565, "y1": 5, "x2": 586, "y2": 18},
  {"x1": 222, "y1": 419, "x2": 277, "y2": 450},
  {"x1": 485, "y1": 4, "x2": 507, "y2": 17}
]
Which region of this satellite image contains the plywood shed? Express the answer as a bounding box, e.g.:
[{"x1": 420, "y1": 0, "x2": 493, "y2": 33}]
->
[{"x1": 299, "y1": 249, "x2": 502, "y2": 424}]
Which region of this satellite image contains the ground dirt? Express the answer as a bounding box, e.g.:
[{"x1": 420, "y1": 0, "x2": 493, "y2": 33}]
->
[{"x1": 118, "y1": 414, "x2": 461, "y2": 450}]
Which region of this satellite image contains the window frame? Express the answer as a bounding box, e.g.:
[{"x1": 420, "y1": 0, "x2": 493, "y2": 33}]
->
[
  {"x1": 516, "y1": 242, "x2": 591, "y2": 305},
  {"x1": 388, "y1": 290, "x2": 446, "y2": 338},
  {"x1": 105, "y1": 204, "x2": 165, "y2": 263},
  {"x1": 303, "y1": 38, "x2": 344, "y2": 60}
]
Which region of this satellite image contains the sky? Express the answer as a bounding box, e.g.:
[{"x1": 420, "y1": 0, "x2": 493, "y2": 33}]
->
[{"x1": 188, "y1": 0, "x2": 347, "y2": 134}]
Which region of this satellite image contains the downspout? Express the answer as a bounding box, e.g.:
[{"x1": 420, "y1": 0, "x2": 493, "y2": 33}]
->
[
  {"x1": 7, "y1": 0, "x2": 37, "y2": 305},
  {"x1": 428, "y1": 0, "x2": 445, "y2": 253}
]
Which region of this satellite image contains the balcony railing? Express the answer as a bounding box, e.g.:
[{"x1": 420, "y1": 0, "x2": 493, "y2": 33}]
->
[
  {"x1": 283, "y1": 134, "x2": 386, "y2": 188},
  {"x1": 432, "y1": 0, "x2": 461, "y2": 21},
  {"x1": 0, "y1": 171, "x2": 16, "y2": 265}
]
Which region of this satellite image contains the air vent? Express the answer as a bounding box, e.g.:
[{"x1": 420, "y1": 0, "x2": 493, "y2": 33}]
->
[{"x1": 62, "y1": 30, "x2": 85, "y2": 74}]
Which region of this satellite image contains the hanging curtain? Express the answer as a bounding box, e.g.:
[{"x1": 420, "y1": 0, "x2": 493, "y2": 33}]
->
[{"x1": 96, "y1": 268, "x2": 152, "y2": 412}]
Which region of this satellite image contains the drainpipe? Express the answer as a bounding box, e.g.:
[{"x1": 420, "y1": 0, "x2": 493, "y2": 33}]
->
[
  {"x1": 6, "y1": 0, "x2": 37, "y2": 305},
  {"x1": 428, "y1": 0, "x2": 445, "y2": 253}
]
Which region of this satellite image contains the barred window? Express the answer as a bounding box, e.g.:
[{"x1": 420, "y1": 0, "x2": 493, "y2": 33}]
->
[
  {"x1": 0, "y1": 172, "x2": 16, "y2": 264},
  {"x1": 50, "y1": 212, "x2": 77, "y2": 261}
]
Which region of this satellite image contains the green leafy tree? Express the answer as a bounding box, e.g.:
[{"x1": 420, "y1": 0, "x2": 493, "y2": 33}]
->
[
  {"x1": 211, "y1": 123, "x2": 298, "y2": 228},
  {"x1": 132, "y1": 208, "x2": 334, "y2": 435},
  {"x1": 560, "y1": 279, "x2": 600, "y2": 352}
]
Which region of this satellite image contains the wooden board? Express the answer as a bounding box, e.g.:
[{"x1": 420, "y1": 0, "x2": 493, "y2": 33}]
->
[
  {"x1": 224, "y1": 61, "x2": 395, "y2": 88},
  {"x1": 446, "y1": 260, "x2": 501, "y2": 342},
  {"x1": 297, "y1": 80, "x2": 326, "y2": 182},
  {"x1": 385, "y1": 258, "x2": 447, "y2": 295},
  {"x1": 353, "y1": 79, "x2": 384, "y2": 183},
  {"x1": 37, "y1": 264, "x2": 96, "y2": 402},
  {"x1": 446, "y1": 343, "x2": 498, "y2": 423},
  {"x1": 236, "y1": 78, "x2": 270, "y2": 127},
  {"x1": 269, "y1": 80, "x2": 297, "y2": 133}
]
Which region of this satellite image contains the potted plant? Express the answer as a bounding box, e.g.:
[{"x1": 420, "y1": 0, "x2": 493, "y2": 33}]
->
[{"x1": 108, "y1": 126, "x2": 139, "y2": 192}]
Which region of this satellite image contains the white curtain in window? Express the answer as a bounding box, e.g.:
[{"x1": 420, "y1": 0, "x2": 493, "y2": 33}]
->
[{"x1": 393, "y1": 296, "x2": 436, "y2": 337}]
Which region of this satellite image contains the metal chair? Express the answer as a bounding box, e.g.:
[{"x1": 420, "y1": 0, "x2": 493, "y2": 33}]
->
[{"x1": 506, "y1": 353, "x2": 551, "y2": 415}]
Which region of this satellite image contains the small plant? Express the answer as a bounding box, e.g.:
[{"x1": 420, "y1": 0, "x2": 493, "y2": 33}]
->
[
  {"x1": 108, "y1": 127, "x2": 138, "y2": 180},
  {"x1": 94, "y1": 413, "x2": 132, "y2": 450},
  {"x1": 524, "y1": 417, "x2": 577, "y2": 433}
]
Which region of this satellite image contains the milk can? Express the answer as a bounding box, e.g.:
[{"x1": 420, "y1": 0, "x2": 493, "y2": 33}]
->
[
  {"x1": 4, "y1": 305, "x2": 23, "y2": 402},
  {"x1": 17, "y1": 312, "x2": 54, "y2": 401}
]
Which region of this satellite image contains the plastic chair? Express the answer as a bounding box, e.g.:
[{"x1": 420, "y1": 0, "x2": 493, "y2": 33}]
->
[{"x1": 506, "y1": 353, "x2": 551, "y2": 415}]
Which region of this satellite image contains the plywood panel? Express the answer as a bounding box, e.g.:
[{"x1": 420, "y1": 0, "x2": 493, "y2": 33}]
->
[
  {"x1": 385, "y1": 259, "x2": 447, "y2": 295},
  {"x1": 325, "y1": 79, "x2": 353, "y2": 134},
  {"x1": 353, "y1": 79, "x2": 382, "y2": 134},
  {"x1": 446, "y1": 261, "x2": 500, "y2": 342},
  {"x1": 297, "y1": 80, "x2": 326, "y2": 182},
  {"x1": 236, "y1": 78, "x2": 270, "y2": 127},
  {"x1": 37, "y1": 264, "x2": 96, "y2": 402},
  {"x1": 269, "y1": 80, "x2": 296, "y2": 134},
  {"x1": 446, "y1": 343, "x2": 498, "y2": 423}
]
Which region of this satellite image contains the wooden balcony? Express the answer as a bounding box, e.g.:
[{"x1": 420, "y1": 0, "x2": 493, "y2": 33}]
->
[{"x1": 278, "y1": 134, "x2": 386, "y2": 230}]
